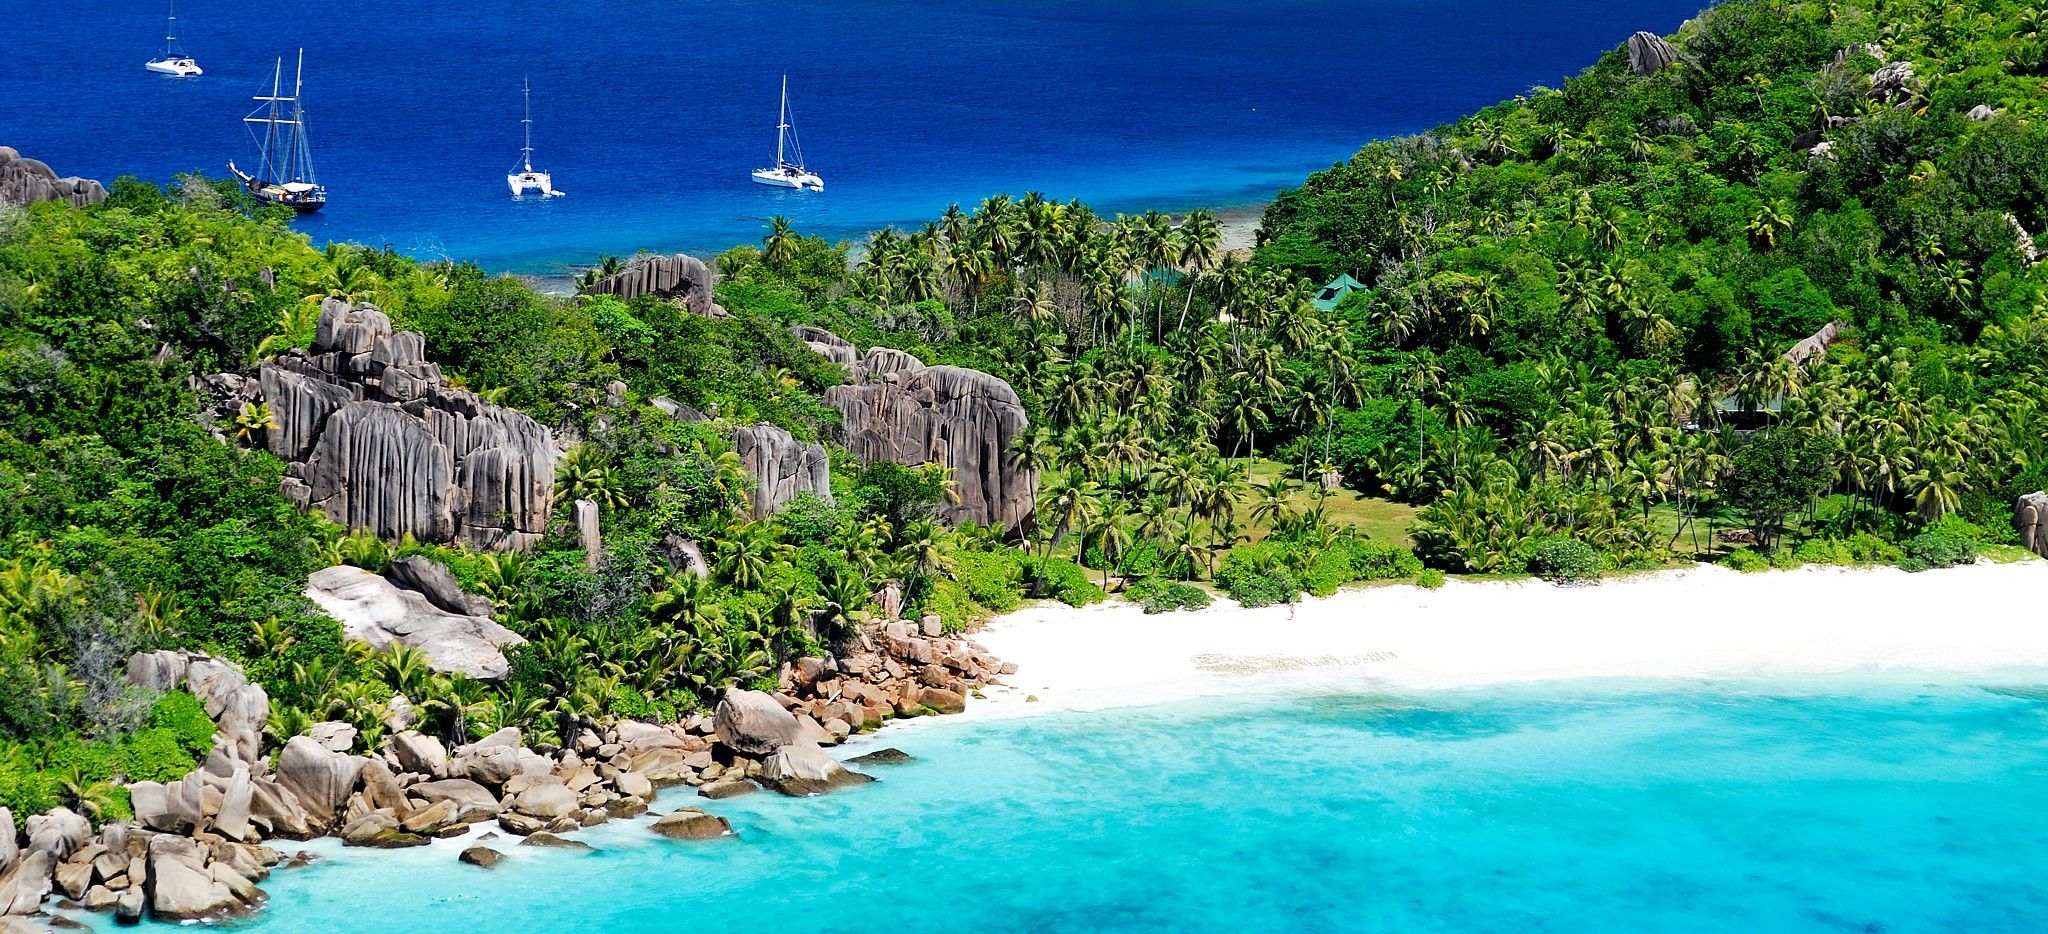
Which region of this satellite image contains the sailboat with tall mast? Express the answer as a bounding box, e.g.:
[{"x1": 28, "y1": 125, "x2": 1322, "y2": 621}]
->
[
  {"x1": 144, "y1": 0, "x2": 202, "y2": 77},
  {"x1": 508, "y1": 78, "x2": 562, "y2": 197},
  {"x1": 229, "y1": 51, "x2": 326, "y2": 212},
  {"x1": 751, "y1": 74, "x2": 823, "y2": 191}
]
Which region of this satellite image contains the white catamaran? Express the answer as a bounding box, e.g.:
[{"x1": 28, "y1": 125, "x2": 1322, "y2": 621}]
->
[
  {"x1": 229, "y1": 51, "x2": 327, "y2": 212},
  {"x1": 144, "y1": 0, "x2": 202, "y2": 77},
  {"x1": 508, "y1": 78, "x2": 562, "y2": 197},
  {"x1": 751, "y1": 74, "x2": 823, "y2": 191}
]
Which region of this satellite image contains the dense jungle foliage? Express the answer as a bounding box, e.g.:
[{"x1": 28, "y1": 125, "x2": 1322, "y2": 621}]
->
[{"x1": 2, "y1": 0, "x2": 2044, "y2": 822}]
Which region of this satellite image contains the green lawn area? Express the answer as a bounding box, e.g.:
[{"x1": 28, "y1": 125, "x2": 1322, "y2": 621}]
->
[{"x1": 1241, "y1": 458, "x2": 1417, "y2": 546}]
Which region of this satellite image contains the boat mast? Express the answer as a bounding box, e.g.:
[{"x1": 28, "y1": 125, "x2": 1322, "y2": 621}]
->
[
  {"x1": 289, "y1": 49, "x2": 315, "y2": 185},
  {"x1": 164, "y1": 0, "x2": 179, "y2": 55},
  {"x1": 775, "y1": 74, "x2": 789, "y2": 168},
  {"x1": 521, "y1": 78, "x2": 535, "y2": 173},
  {"x1": 250, "y1": 57, "x2": 286, "y2": 183}
]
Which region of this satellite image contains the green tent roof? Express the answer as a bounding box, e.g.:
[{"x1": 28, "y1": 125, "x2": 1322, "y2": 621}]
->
[{"x1": 1312, "y1": 274, "x2": 1367, "y2": 312}]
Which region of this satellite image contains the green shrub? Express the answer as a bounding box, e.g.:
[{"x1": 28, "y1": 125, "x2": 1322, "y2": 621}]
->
[
  {"x1": 952, "y1": 550, "x2": 1023, "y2": 613},
  {"x1": 1028, "y1": 556, "x2": 1104, "y2": 607},
  {"x1": 1345, "y1": 539, "x2": 1424, "y2": 581},
  {"x1": 1527, "y1": 538, "x2": 1605, "y2": 583},
  {"x1": 1226, "y1": 571, "x2": 1300, "y2": 608},
  {"x1": 1723, "y1": 547, "x2": 1770, "y2": 572},
  {"x1": 1131, "y1": 579, "x2": 1212, "y2": 614},
  {"x1": 923, "y1": 578, "x2": 976, "y2": 632},
  {"x1": 1299, "y1": 548, "x2": 1355, "y2": 597},
  {"x1": 1902, "y1": 516, "x2": 1985, "y2": 571},
  {"x1": 1415, "y1": 567, "x2": 1446, "y2": 589},
  {"x1": 114, "y1": 728, "x2": 202, "y2": 783},
  {"x1": 148, "y1": 691, "x2": 217, "y2": 757}
]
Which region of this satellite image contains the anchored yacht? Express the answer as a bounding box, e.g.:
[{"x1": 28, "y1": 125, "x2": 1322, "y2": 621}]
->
[
  {"x1": 144, "y1": 0, "x2": 202, "y2": 77},
  {"x1": 508, "y1": 78, "x2": 562, "y2": 197},
  {"x1": 751, "y1": 74, "x2": 823, "y2": 191}
]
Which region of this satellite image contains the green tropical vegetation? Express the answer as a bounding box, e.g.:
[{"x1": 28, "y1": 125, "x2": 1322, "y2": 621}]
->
[{"x1": 2, "y1": 0, "x2": 2045, "y2": 822}]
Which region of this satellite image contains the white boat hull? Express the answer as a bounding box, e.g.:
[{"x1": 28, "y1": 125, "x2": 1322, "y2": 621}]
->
[
  {"x1": 751, "y1": 167, "x2": 823, "y2": 191},
  {"x1": 508, "y1": 171, "x2": 561, "y2": 197},
  {"x1": 146, "y1": 57, "x2": 202, "y2": 77}
]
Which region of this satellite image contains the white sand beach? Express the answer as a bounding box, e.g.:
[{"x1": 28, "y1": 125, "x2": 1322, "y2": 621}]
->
[{"x1": 964, "y1": 560, "x2": 2048, "y2": 716}]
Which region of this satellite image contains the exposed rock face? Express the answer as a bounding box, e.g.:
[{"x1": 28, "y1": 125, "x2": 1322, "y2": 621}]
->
[
  {"x1": 575, "y1": 499, "x2": 601, "y2": 569},
  {"x1": 578, "y1": 253, "x2": 725, "y2": 318},
  {"x1": 2017, "y1": 493, "x2": 2048, "y2": 560},
  {"x1": 731, "y1": 423, "x2": 833, "y2": 518},
  {"x1": 0, "y1": 147, "x2": 105, "y2": 208},
  {"x1": 1966, "y1": 104, "x2": 2000, "y2": 122},
  {"x1": 305, "y1": 566, "x2": 524, "y2": 679},
  {"x1": 1626, "y1": 31, "x2": 1679, "y2": 75},
  {"x1": 26, "y1": 809, "x2": 88, "y2": 861},
  {"x1": 258, "y1": 300, "x2": 556, "y2": 550},
  {"x1": 796, "y1": 327, "x2": 1036, "y2": 529}
]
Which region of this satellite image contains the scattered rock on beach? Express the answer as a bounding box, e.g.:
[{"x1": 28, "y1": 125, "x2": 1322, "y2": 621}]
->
[{"x1": 458, "y1": 846, "x2": 503, "y2": 869}]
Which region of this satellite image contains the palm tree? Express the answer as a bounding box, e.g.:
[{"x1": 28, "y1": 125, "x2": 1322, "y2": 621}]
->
[
  {"x1": 715, "y1": 523, "x2": 786, "y2": 590},
  {"x1": 764, "y1": 215, "x2": 800, "y2": 268}
]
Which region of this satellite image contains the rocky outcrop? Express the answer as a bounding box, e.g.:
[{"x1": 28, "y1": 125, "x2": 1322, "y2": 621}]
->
[
  {"x1": 2018, "y1": 493, "x2": 2048, "y2": 560},
  {"x1": 274, "y1": 737, "x2": 367, "y2": 832},
  {"x1": 795, "y1": 327, "x2": 1036, "y2": 529},
  {"x1": 714, "y1": 690, "x2": 804, "y2": 757},
  {"x1": 305, "y1": 566, "x2": 524, "y2": 679},
  {"x1": 2010, "y1": 214, "x2": 2042, "y2": 266},
  {"x1": 255, "y1": 300, "x2": 555, "y2": 550},
  {"x1": 1626, "y1": 31, "x2": 1679, "y2": 76},
  {"x1": 1966, "y1": 104, "x2": 2000, "y2": 122},
  {"x1": 1870, "y1": 61, "x2": 1916, "y2": 104},
  {"x1": 578, "y1": 253, "x2": 725, "y2": 318},
  {"x1": 732, "y1": 423, "x2": 833, "y2": 518},
  {"x1": 1784, "y1": 321, "x2": 1845, "y2": 367},
  {"x1": 0, "y1": 147, "x2": 105, "y2": 209}
]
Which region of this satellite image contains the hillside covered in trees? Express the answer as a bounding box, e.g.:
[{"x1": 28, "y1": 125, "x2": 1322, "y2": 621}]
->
[{"x1": 2, "y1": 0, "x2": 2045, "y2": 827}]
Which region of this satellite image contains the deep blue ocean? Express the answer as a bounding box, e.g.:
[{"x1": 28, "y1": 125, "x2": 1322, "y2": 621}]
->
[
  {"x1": 5, "y1": 0, "x2": 1704, "y2": 274},
  {"x1": 76, "y1": 679, "x2": 2048, "y2": 933}
]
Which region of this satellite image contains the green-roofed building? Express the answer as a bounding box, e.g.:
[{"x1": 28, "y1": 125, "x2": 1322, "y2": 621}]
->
[{"x1": 1312, "y1": 273, "x2": 1367, "y2": 312}]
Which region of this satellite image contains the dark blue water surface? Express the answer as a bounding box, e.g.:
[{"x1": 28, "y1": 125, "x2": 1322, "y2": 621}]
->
[{"x1": 6, "y1": 0, "x2": 1702, "y2": 273}]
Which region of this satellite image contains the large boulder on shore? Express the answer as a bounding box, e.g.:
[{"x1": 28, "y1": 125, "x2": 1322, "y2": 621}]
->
[
  {"x1": 796, "y1": 328, "x2": 1036, "y2": 530},
  {"x1": 254, "y1": 299, "x2": 557, "y2": 551},
  {"x1": 275, "y1": 736, "x2": 367, "y2": 832},
  {"x1": 649, "y1": 809, "x2": 733, "y2": 840},
  {"x1": 0, "y1": 147, "x2": 105, "y2": 208},
  {"x1": 148, "y1": 836, "x2": 251, "y2": 921},
  {"x1": 305, "y1": 565, "x2": 524, "y2": 679},
  {"x1": 715, "y1": 689, "x2": 803, "y2": 756},
  {"x1": 0, "y1": 850, "x2": 50, "y2": 915},
  {"x1": 759, "y1": 742, "x2": 876, "y2": 797},
  {"x1": 25, "y1": 808, "x2": 87, "y2": 861}
]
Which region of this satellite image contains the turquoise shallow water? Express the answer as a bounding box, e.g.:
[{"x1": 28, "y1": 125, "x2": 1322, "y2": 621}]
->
[{"x1": 92, "y1": 679, "x2": 2048, "y2": 932}]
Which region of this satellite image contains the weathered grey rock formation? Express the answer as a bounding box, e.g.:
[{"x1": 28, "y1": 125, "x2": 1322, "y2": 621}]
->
[
  {"x1": 274, "y1": 737, "x2": 366, "y2": 833},
  {"x1": 575, "y1": 499, "x2": 601, "y2": 569},
  {"x1": 2017, "y1": 492, "x2": 2048, "y2": 560},
  {"x1": 1626, "y1": 31, "x2": 1679, "y2": 75},
  {"x1": 795, "y1": 327, "x2": 1036, "y2": 529},
  {"x1": 732, "y1": 423, "x2": 833, "y2": 517},
  {"x1": 0, "y1": 147, "x2": 105, "y2": 209},
  {"x1": 2010, "y1": 214, "x2": 2042, "y2": 266},
  {"x1": 1870, "y1": 61, "x2": 1916, "y2": 103},
  {"x1": 258, "y1": 300, "x2": 555, "y2": 550},
  {"x1": 305, "y1": 566, "x2": 524, "y2": 679},
  {"x1": 1966, "y1": 104, "x2": 2000, "y2": 122},
  {"x1": 578, "y1": 253, "x2": 725, "y2": 318}
]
